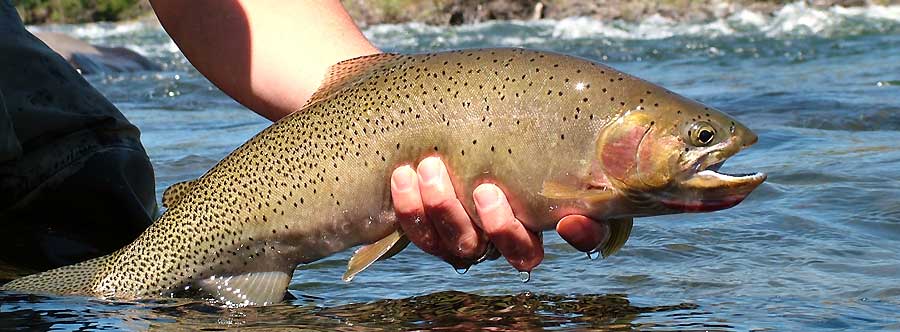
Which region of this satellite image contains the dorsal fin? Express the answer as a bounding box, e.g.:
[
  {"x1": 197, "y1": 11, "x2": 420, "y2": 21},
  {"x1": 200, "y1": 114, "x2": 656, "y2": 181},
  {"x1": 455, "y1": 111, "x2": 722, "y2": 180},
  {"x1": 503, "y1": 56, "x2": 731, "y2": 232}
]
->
[
  {"x1": 302, "y1": 53, "x2": 401, "y2": 108},
  {"x1": 161, "y1": 179, "x2": 197, "y2": 209},
  {"x1": 600, "y1": 218, "x2": 633, "y2": 258}
]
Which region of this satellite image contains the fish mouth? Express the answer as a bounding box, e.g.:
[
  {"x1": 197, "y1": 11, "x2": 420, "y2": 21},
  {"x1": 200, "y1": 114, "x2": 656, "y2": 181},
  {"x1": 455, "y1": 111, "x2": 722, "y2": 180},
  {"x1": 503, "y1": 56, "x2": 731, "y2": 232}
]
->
[{"x1": 661, "y1": 138, "x2": 767, "y2": 212}]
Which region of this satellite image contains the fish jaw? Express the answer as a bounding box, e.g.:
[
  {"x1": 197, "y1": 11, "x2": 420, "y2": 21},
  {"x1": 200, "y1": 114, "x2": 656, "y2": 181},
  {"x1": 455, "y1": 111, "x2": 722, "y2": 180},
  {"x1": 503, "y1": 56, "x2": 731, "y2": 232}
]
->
[
  {"x1": 659, "y1": 135, "x2": 766, "y2": 213},
  {"x1": 661, "y1": 170, "x2": 766, "y2": 212}
]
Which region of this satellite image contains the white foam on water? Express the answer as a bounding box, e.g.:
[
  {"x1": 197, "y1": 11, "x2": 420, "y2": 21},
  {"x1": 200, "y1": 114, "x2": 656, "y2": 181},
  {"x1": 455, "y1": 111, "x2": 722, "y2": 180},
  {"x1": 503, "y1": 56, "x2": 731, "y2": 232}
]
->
[
  {"x1": 27, "y1": 20, "x2": 180, "y2": 57},
  {"x1": 364, "y1": 1, "x2": 900, "y2": 43},
  {"x1": 730, "y1": 9, "x2": 768, "y2": 27},
  {"x1": 23, "y1": 1, "x2": 900, "y2": 54},
  {"x1": 28, "y1": 20, "x2": 151, "y2": 39}
]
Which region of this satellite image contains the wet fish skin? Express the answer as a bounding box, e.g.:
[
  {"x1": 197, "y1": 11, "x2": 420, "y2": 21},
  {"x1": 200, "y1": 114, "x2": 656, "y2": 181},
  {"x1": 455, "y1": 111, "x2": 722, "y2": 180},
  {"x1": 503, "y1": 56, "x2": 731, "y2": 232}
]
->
[{"x1": 1, "y1": 48, "x2": 764, "y2": 305}]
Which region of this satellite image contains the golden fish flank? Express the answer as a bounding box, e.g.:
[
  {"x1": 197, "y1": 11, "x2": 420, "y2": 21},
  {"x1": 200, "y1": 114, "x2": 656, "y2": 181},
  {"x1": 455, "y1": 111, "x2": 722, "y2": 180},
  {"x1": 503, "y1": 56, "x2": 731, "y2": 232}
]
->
[{"x1": 1, "y1": 48, "x2": 766, "y2": 305}]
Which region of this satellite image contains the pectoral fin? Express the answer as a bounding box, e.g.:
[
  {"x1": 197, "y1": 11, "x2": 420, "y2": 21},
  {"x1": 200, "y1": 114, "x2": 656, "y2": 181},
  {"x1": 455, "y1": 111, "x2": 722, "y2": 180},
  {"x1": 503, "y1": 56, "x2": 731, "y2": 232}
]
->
[
  {"x1": 600, "y1": 217, "x2": 633, "y2": 258},
  {"x1": 161, "y1": 179, "x2": 197, "y2": 209},
  {"x1": 197, "y1": 271, "x2": 292, "y2": 307},
  {"x1": 342, "y1": 230, "x2": 410, "y2": 282},
  {"x1": 540, "y1": 181, "x2": 616, "y2": 204},
  {"x1": 541, "y1": 181, "x2": 631, "y2": 258}
]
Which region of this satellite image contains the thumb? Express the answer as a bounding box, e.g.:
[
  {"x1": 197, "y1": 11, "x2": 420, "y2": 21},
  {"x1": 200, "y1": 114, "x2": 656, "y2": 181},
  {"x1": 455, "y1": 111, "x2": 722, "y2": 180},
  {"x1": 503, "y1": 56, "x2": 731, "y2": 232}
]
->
[{"x1": 556, "y1": 215, "x2": 610, "y2": 253}]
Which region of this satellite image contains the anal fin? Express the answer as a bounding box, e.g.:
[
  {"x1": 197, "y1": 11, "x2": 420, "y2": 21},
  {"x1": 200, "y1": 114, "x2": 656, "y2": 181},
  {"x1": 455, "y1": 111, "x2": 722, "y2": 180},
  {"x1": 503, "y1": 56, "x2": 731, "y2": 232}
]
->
[
  {"x1": 197, "y1": 271, "x2": 292, "y2": 307},
  {"x1": 343, "y1": 230, "x2": 410, "y2": 282}
]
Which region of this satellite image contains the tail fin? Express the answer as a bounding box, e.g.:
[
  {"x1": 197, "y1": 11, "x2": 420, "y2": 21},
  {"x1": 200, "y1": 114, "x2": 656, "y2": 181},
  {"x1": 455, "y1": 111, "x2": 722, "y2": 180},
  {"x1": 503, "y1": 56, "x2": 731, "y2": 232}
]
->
[{"x1": 0, "y1": 255, "x2": 111, "y2": 295}]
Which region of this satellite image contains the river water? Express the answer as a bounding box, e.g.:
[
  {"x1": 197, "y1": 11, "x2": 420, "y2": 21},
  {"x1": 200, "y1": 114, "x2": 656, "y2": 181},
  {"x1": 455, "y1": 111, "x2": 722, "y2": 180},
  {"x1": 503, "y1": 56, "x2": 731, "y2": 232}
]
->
[{"x1": 2, "y1": 2, "x2": 900, "y2": 331}]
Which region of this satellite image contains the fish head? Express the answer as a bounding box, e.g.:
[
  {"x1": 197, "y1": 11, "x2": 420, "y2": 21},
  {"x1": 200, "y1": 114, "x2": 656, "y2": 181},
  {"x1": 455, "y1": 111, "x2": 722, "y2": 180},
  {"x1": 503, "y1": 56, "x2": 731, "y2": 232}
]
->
[{"x1": 593, "y1": 89, "x2": 766, "y2": 215}]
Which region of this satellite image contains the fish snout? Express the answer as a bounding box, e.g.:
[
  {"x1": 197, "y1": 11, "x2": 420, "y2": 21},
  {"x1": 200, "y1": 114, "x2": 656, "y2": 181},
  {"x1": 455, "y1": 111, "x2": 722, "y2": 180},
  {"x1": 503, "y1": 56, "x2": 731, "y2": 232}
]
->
[{"x1": 732, "y1": 121, "x2": 758, "y2": 148}]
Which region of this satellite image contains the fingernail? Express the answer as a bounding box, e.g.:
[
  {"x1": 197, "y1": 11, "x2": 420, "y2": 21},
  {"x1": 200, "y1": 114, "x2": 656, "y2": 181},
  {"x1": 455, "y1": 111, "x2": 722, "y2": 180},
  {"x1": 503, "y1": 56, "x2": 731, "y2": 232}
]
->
[
  {"x1": 391, "y1": 167, "x2": 413, "y2": 192},
  {"x1": 418, "y1": 158, "x2": 443, "y2": 188},
  {"x1": 474, "y1": 185, "x2": 500, "y2": 210}
]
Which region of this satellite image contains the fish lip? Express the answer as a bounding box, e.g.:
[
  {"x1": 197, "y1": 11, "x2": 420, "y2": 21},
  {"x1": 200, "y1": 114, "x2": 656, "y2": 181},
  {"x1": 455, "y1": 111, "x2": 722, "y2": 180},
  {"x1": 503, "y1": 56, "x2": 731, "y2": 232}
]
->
[{"x1": 682, "y1": 169, "x2": 768, "y2": 190}]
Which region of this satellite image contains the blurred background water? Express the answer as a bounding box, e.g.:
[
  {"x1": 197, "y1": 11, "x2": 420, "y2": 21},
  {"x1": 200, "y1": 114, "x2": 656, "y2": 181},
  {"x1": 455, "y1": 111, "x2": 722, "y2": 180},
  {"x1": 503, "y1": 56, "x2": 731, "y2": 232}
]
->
[{"x1": 2, "y1": 2, "x2": 900, "y2": 331}]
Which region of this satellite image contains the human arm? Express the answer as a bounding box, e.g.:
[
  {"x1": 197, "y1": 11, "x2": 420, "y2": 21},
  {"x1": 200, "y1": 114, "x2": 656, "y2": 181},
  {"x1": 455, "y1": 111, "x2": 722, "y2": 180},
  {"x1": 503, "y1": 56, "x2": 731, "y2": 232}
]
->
[{"x1": 150, "y1": 0, "x2": 378, "y2": 121}]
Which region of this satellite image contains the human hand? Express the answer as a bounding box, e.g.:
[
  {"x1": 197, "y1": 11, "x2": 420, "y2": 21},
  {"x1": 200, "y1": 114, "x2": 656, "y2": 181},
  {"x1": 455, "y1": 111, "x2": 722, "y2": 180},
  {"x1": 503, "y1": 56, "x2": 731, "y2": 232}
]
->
[{"x1": 390, "y1": 156, "x2": 610, "y2": 272}]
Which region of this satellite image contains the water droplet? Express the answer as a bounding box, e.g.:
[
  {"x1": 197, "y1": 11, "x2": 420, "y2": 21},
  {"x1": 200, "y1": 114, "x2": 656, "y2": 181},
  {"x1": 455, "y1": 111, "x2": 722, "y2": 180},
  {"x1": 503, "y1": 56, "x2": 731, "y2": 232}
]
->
[
  {"x1": 455, "y1": 267, "x2": 469, "y2": 275},
  {"x1": 518, "y1": 271, "x2": 531, "y2": 283},
  {"x1": 586, "y1": 250, "x2": 601, "y2": 260}
]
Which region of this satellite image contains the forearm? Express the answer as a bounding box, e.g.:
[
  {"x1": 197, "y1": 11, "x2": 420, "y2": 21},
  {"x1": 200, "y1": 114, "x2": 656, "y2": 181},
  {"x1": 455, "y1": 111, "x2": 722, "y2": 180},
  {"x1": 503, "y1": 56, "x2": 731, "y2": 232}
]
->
[{"x1": 150, "y1": 0, "x2": 380, "y2": 121}]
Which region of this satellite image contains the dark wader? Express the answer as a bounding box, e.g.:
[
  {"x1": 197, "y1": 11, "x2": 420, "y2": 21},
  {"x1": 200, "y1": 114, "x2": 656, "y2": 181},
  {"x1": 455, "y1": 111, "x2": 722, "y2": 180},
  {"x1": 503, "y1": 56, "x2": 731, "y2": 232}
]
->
[{"x1": 0, "y1": 1, "x2": 156, "y2": 277}]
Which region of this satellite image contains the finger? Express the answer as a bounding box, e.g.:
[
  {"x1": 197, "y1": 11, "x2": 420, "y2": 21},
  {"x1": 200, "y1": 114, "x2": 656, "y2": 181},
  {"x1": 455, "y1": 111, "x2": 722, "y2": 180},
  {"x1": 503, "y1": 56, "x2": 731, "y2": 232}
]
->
[
  {"x1": 417, "y1": 157, "x2": 483, "y2": 259},
  {"x1": 474, "y1": 184, "x2": 543, "y2": 272},
  {"x1": 556, "y1": 215, "x2": 610, "y2": 252},
  {"x1": 391, "y1": 165, "x2": 440, "y2": 255}
]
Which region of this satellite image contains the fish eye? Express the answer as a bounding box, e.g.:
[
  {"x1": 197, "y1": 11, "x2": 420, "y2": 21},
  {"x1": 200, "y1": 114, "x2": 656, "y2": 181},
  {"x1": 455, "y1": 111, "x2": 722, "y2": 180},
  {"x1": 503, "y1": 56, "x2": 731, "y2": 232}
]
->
[{"x1": 689, "y1": 122, "x2": 717, "y2": 146}]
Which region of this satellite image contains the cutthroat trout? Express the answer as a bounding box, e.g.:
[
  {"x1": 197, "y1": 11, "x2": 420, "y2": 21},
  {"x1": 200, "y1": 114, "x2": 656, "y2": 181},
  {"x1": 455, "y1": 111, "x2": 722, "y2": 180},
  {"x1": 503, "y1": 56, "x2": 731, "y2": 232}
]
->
[{"x1": 1, "y1": 48, "x2": 766, "y2": 305}]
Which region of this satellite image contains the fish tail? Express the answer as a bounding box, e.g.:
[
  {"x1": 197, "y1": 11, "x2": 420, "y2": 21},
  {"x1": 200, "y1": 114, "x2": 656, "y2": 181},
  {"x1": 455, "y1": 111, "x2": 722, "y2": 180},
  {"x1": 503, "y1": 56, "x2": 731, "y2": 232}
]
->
[{"x1": 0, "y1": 255, "x2": 111, "y2": 295}]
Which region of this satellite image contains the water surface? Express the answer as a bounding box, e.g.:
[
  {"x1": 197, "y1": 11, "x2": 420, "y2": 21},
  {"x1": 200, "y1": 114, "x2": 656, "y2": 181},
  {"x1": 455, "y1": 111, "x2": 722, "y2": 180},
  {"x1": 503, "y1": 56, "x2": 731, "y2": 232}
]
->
[{"x1": 3, "y1": 2, "x2": 900, "y2": 330}]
